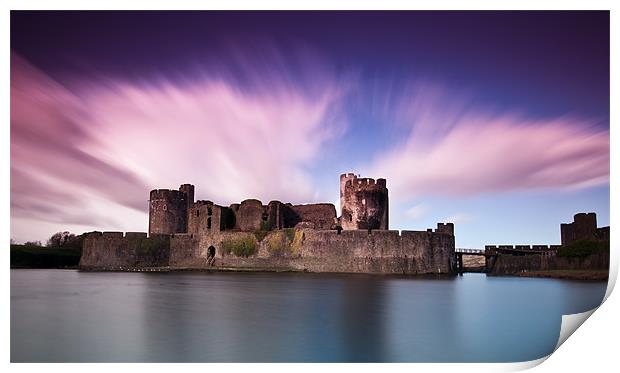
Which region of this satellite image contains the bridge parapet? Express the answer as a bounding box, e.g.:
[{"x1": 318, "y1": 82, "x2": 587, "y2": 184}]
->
[
  {"x1": 482, "y1": 244, "x2": 559, "y2": 257},
  {"x1": 455, "y1": 248, "x2": 485, "y2": 254}
]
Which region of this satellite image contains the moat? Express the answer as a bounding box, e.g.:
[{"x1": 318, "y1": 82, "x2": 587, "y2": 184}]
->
[{"x1": 11, "y1": 269, "x2": 606, "y2": 362}]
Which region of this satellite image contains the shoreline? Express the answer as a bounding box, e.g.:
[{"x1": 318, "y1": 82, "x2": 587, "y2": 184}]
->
[
  {"x1": 492, "y1": 269, "x2": 609, "y2": 282},
  {"x1": 12, "y1": 266, "x2": 610, "y2": 282}
]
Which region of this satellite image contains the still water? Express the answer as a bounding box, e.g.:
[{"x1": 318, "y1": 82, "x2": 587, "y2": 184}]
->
[{"x1": 11, "y1": 269, "x2": 606, "y2": 362}]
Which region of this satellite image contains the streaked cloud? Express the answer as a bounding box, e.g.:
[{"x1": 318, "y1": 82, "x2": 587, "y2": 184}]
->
[
  {"x1": 405, "y1": 204, "x2": 429, "y2": 220},
  {"x1": 367, "y1": 84, "x2": 609, "y2": 201},
  {"x1": 10, "y1": 51, "x2": 349, "y2": 241},
  {"x1": 442, "y1": 213, "x2": 475, "y2": 224}
]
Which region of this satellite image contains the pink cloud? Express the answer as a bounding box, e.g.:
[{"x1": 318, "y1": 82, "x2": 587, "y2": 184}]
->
[
  {"x1": 366, "y1": 85, "x2": 609, "y2": 200},
  {"x1": 10, "y1": 52, "x2": 348, "y2": 242}
]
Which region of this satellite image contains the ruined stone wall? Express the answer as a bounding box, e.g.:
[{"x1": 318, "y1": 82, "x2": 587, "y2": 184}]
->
[
  {"x1": 187, "y1": 201, "x2": 235, "y2": 235},
  {"x1": 179, "y1": 184, "x2": 195, "y2": 210},
  {"x1": 149, "y1": 189, "x2": 189, "y2": 235},
  {"x1": 266, "y1": 201, "x2": 285, "y2": 229},
  {"x1": 169, "y1": 228, "x2": 455, "y2": 275},
  {"x1": 235, "y1": 199, "x2": 264, "y2": 231},
  {"x1": 488, "y1": 251, "x2": 609, "y2": 275},
  {"x1": 596, "y1": 226, "x2": 610, "y2": 241},
  {"x1": 230, "y1": 199, "x2": 332, "y2": 232},
  {"x1": 560, "y1": 212, "x2": 600, "y2": 245},
  {"x1": 436, "y1": 223, "x2": 454, "y2": 236},
  {"x1": 169, "y1": 234, "x2": 201, "y2": 267},
  {"x1": 188, "y1": 201, "x2": 209, "y2": 236},
  {"x1": 560, "y1": 223, "x2": 575, "y2": 246},
  {"x1": 80, "y1": 231, "x2": 170, "y2": 270},
  {"x1": 340, "y1": 174, "x2": 388, "y2": 230},
  {"x1": 288, "y1": 203, "x2": 337, "y2": 229}
]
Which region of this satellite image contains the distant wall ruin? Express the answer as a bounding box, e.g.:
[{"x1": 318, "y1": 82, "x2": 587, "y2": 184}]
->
[{"x1": 560, "y1": 212, "x2": 609, "y2": 245}]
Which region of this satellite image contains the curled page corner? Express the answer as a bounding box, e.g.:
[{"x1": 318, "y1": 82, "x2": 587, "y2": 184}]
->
[
  {"x1": 507, "y1": 355, "x2": 550, "y2": 371},
  {"x1": 554, "y1": 308, "x2": 598, "y2": 352},
  {"x1": 604, "y1": 258, "x2": 617, "y2": 302}
]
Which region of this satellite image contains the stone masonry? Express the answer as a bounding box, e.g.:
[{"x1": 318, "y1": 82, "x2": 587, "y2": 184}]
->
[
  {"x1": 80, "y1": 173, "x2": 456, "y2": 275},
  {"x1": 339, "y1": 173, "x2": 389, "y2": 230},
  {"x1": 560, "y1": 212, "x2": 610, "y2": 246}
]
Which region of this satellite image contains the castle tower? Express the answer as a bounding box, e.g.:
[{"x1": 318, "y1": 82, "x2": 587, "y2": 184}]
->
[
  {"x1": 179, "y1": 184, "x2": 195, "y2": 210},
  {"x1": 339, "y1": 173, "x2": 389, "y2": 230},
  {"x1": 148, "y1": 184, "x2": 193, "y2": 235},
  {"x1": 561, "y1": 212, "x2": 598, "y2": 245}
]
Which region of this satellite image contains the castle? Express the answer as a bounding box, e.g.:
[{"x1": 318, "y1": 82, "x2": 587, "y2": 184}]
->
[
  {"x1": 148, "y1": 173, "x2": 390, "y2": 236},
  {"x1": 80, "y1": 173, "x2": 457, "y2": 274}
]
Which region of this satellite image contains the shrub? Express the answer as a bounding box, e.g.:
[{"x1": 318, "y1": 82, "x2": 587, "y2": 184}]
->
[
  {"x1": 267, "y1": 231, "x2": 288, "y2": 256},
  {"x1": 222, "y1": 236, "x2": 256, "y2": 257},
  {"x1": 557, "y1": 240, "x2": 609, "y2": 258}
]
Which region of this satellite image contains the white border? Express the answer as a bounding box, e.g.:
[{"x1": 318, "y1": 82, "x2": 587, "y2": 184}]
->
[{"x1": 4, "y1": 2, "x2": 617, "y2": 373}]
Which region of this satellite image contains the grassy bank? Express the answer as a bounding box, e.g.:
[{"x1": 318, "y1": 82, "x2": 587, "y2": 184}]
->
[{"x1": 10, "y1": 244, "x2": 81, "y2": 269}]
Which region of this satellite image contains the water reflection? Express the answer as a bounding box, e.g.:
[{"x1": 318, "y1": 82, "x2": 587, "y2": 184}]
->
[{"x1": 11, "y1": 270, "x2": 607, "y2": 362}]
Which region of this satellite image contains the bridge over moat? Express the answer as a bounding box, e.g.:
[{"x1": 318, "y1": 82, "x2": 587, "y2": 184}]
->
[{"x1": 455, "y1": 245, "x2": 560, "y2": 274}]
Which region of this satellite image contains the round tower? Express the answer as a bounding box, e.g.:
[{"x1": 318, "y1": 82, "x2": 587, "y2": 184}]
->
[
  {"x1": 148, "y1": 189, "x2": 189, "y2": 235},
  {"x1": 340, "y1": 173, "x2": 389, "y2": 230}
]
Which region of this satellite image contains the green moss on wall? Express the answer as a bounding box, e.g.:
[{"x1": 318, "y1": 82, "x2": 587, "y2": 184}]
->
[
  {"x1": 267, "y1": 231, "x2": 288, "y2": 256},
  {"x1": 223, "y1": 236, "x2": 257, "y2": 257},
  {"x1": 283, "y1": 228, "x2": 296, "y2": 243},
  {"x1": 291, "y1": 230, "x2": 304, "y2": 256}
]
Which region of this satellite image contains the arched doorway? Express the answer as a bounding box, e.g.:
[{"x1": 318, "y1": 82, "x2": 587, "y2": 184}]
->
[{"x1": 207, "y1": 245, "x2": 216, "y2": 266}]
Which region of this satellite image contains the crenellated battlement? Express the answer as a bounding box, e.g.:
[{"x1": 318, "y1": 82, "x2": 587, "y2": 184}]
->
[
  {"x1": 344, "y1": 177, "x2": 388, "y2": 189},
  {"x1": 484, "y1": 244, "x2": 561, "y2": 252},
  {"x1": 149, "y1": 189, "x2": 185, "y2": 200},
  {"x1": 435, "y1": 223, "x2": 454, "y2": 235},
  {"x1": 340, "y1": 172, "x2": 389, "y2": 230}
]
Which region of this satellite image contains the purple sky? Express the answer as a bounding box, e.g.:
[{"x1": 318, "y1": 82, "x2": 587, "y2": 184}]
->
[{"x1": 10, "y1": 11, "x2": 609, "y2": 246}]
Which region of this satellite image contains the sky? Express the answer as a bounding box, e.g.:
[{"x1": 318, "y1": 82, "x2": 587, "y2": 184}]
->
[{"x1": 10, "y1": 11, "x2": 610, "y2": 247}]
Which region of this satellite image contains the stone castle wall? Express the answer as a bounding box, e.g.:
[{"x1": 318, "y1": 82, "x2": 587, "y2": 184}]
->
[
  {"x1": 231, "y1": 200, "x2": 337, "y2": 231},
  {"x1": 85, "y1": 174, "x2": 457, "y2": 274},
  {"x1": 288, "y1": 203, "x2": 337, "y2": 229},
  {"x1": 80, "y1": 232, "x2": 171, "y2": 270},
  {"x1": 81, "y1": 228, "x2": 456, "y2": 275},
  {"x1": 488, "y1": 251, "x2": 609, "y2": 275}
]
